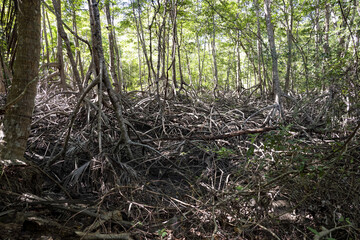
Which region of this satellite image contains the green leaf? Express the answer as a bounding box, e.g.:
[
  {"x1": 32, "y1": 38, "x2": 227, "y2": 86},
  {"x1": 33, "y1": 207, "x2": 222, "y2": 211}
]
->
[
  {"x1": 247, "y1": 146, "x2": 255, "y2": 157},
  {"x1": 307, "y1": 227, "x2": 319, "y2": 235}
]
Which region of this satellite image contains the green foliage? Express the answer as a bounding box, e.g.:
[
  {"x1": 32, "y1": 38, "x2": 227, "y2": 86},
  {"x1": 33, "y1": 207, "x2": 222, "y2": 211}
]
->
[
  {"x1": 308, "y1": 226, "x2": 319, "y2": 235},
  {"x1": 157, "y1": 228, "x2": 168, "y2": 238},
  {"x1": 246, "y1": 133, "x2": 259, "y2": 157},
  {"x1": 215, "y1": 147, "x2": 235, "y2": 159},
  {"x1": 33, "y1": 0, "x2": 360, "y2": 95}
]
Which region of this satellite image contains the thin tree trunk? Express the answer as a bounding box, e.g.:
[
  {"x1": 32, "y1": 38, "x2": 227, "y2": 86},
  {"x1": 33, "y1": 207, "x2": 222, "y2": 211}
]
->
[
  {"x1": 42, "y1": 4, "x2": 50, "y2": 65},
  {"x1": 0, "y1": 50, "x2": 12, "y2": 89},
  {"x1": 7, "y1": 6, "x2": 17, "y2": 71},
  {"x1": 73, "y1": 10, "x2": 84, "y2": 84},
  {"x1": 196, "y1": 33, "x2": 202, "y2": 89},
  {"x1": 235, "y1": 37, "x2": 242, "y2": 95},
  {"x1": 254, "y1": 0, "x2": 263, "y2": 96},
  {"x1": 136, "y1": 29, "x2": 143, "y2": 92},
  {"x1": 46, "y1": 10, "x2": 56, "y2": 59},
  {"x1": 0, "y1": 51, "x2": 6, "y2": 93},
  {"x1": 170, "y1": 0, "x2": 178, "y2": 91},
  {"x1": 314, "y1": 0, "x2": 322, "y2": 84},
  {"x1": 226, "y1": 51, "x2": 231, "y2": 92},
  {"x1": 54, "y1": 0, "x2": 66, "y2": 88},
  {"x1": 284, "y1": 0, "x2": 293, "y2": 94},
  {"x1": 88, "y1": 0, "x2": 133, "y2": 158},
  {"x1": 211, "y1": 14, "x2": 218, "y2": 97},
  {"x1": 161, "y1": 13, "x2": 167, "y2": 80},
  {"x1": 177, "y1": 22, "x2": 185, "y2": 91},
  {"x1": 132, "y1": 0, "x2": 152, "y2": 90},
  {"x1": 185, "y1": 48, "x2": 192, "y2": 86},
  {"x1": 322, "y1": 0, "x2": 331, "y2": 91},
  {"x1": 157, "y1": 0, "x2": 167, "y2": 96},
  {"x1": 52, "y1": 0, "x2": 83, "y2": 91},
  {"x1": 292, "y1": 36, "x2": 310, "y2": 93},
  {"x1": 114, "y1": 36, "x2": 124, "y2": 92},
  {"x1": 105, "y1": 2, "x2": 120, "y2": 93},
  {"x1": 264, "y1": 0, "x2": 282, "y2": 115},
  {"x1": 147, "y1": 5, "x2": 159, "y2": 93},
  {"x1": 324, "y1": 1, "x2": 331, "y2": 56}
]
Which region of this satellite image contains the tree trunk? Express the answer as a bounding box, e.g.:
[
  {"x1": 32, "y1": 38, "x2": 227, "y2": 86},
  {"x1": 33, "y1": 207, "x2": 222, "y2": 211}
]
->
[
  {"x1": 177, "y1": 22, "x2": 185, "y2": 91},
  {"x1": 170, "y1": 0, "x2": 178, "y2": 90},
  {"x1": 0, "y1": 51, "x2": 6, "y2": 93},
  {"x1": 264, "y1": 0, "x2": 282, "y2": 114},
  {"x1": 158, "y1": 0, "x2": 167, "y2": 96},
  {"x1": 254, "y1": 0, "x2": 263, "y2": 96},
  {"x1": 185, "y1": 48, "x2": 192, "y2": 86},
  {"x1": 52, "y1": 0, "x2": 82, "y2": 91},
  {"x1": 235, "y1": 37, "x2": 242, "y2": 95},
  {"x1": 46, "y1": 10, "x2": 56, "y2": 59},
  {"x1": 105, "y1": 2, "x2": 120, "y2": 93},
  {"x1": 7, "y1": 5, "x2": 17, "y2": 71},
  {"x1": 54, "y1": 0, "x2": 66, "y2": 88},
  {"x1": 88, "y1": 0, "x2": 133, "y2": 158},
  {"x1": 284, "y1": 0, "x2": 293, "y2": 94},
  {"x1": 132, "y1": 0, "x2": 152, "y2": 90},
  {"x1": 324, "y1": 1, "x2": 331, "y2": 56},
  {"x1": 136, "y1": 29, "x2": 143, "y2": 92},
  {"x1": 196, "y1": 33, "x2": 203, "y2": 89},
  {"x1": 73, "y1": 10, "x2": 84, "y2": 84},
  {"x1": 211, "y1": 14, "x2": 218, "y2": 97},
  {"x1": 42, "y1": 4, "x2": 50, "y2": 66},
  {"x1": 114, "y1": 36, "x2": 125, "y2": 92},
  {"x1": 314, "y1": 0, "x2": 322, "y2": 84},
  {"x1": 1, "y1": 0, "x2": 41, "y2": 161}
]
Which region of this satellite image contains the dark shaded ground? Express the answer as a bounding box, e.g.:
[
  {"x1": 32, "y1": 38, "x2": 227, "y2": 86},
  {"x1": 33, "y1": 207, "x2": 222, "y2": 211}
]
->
[{"x1": 1, "y1": 87, "x2": 360, "y2": 239}]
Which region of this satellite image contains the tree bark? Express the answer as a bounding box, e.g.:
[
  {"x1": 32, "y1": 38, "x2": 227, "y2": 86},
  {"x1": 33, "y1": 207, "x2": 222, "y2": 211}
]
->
[
  {"x1": 1, "y1": 0, "x2": 41, "y2": 161},
  {"x1": 211, "y1": 13, "x2": 218, "y2": 97},
  {"x1": 157, "y1": 0, "x2": 167, "y2": 99},
  {"x1": 284, "y1": 0, "x2": 293, "y2": 94},
  {"x1": 46, "y1": 10, "x2": 56, "y2": 59},
  {"x1": 52, "y1": 0, "x2": 83, "y2": 91},
  {"x1": 88, "y1": 0, "x2": 133, "y2": 158},
  {"x1": 132, "y1": 0, "x2": 152, "y2": 89},
  {"x1": 136, "y1": 28, "x2": 143, "y2": 92},
  {"x1": 170, "y1": 0, "x2": 178, "y2": 91},
  {"x1": 54, "y1": 0, "x2": 66, "y2": 88},
  {"x1": 42, "y1": 4, "x2": 50, "y2": 66},
  {"x1": 254, "y1": 0, "x2": 263, "y2": 96},
  {"x1": 314, "y1": 0, "x2": 322, "y2": 84},
  {"x1": 73, "y1": 10, "x2": 84, "y2": 84},
  {"x1": 105, "y1": 2, "x2": 120, "y2": 93},
  {"x1": 264, "y1": 0, "x2": 282, "y2": 115},
  {"x1": 185, "y1": 48, "x2": 192, "y2": 86},
  {"x1": 196, "y1": 33, "x2": 204, "y2": 89},
  {"x1": 177, "y1": 22, "x2": 185, "y2": 91},
  {"x1": 113, "y1": 36, "x2": 124, "y2": 92},
  {"x1": 0, "y1": 51, "x2": 6, "y2": 93},
  {"x1": 235, "y1": 36, "x2": 242, "y2": 95}
]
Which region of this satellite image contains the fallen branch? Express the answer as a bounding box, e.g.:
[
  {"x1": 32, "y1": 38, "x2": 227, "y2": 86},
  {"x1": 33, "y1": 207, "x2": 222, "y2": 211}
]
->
[
  {"x1": 75, "y1": 232, "x2": 133, "y2": 240},
  {"x1": 314, "y1": 225, "x2": 352, "y2": 240},
  {"x1": 145, "y1": 126, "x2": 277, "y2": 141}
]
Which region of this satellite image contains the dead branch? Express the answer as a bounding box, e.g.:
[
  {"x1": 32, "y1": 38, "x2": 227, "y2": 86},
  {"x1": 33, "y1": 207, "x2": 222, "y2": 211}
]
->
[{"x1": 145, "y1": 126, "x2": 277, "y2": 141}]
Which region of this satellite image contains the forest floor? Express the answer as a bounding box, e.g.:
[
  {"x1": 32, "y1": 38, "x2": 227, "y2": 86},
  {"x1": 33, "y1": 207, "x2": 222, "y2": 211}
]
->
[{"x1": 1, "y1": 86, "x2": 360, "y2": 240}]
